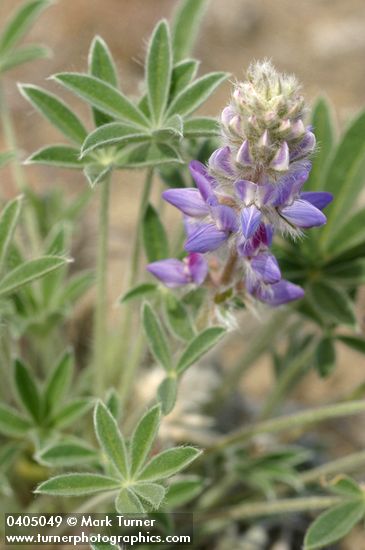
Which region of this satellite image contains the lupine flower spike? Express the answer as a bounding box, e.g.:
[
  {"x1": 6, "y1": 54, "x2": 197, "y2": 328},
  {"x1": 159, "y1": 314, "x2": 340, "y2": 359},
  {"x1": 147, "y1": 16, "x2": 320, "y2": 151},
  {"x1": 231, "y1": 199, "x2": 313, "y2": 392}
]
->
[{"x1": 148, "y1": 61, "x2": 332, "y2": 310}]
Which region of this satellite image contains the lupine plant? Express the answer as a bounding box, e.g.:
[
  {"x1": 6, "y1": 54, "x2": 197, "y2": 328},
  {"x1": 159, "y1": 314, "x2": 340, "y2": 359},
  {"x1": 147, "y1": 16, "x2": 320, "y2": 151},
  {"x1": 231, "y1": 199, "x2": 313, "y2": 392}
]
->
[{"x1": 1, "y1": 1, "x2": 365, "y2": 549}]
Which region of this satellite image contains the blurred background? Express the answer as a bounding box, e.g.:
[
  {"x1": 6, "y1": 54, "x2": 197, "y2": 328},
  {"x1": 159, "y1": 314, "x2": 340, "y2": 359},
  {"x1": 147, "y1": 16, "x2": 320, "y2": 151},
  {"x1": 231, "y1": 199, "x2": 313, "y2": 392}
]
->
[{"x1": 0, "y1": 2, "x2": 365, "y2": 546}]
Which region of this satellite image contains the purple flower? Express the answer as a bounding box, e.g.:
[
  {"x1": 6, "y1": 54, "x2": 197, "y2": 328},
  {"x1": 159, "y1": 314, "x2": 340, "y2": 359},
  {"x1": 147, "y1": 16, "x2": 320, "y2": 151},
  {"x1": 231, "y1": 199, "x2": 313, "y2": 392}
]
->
[
  {"x1": 248, "y1": 278, "x2": 305, "y2": 306},
  {"x1": 147, "y1": 253, "x2": 208, "y2": 288}
]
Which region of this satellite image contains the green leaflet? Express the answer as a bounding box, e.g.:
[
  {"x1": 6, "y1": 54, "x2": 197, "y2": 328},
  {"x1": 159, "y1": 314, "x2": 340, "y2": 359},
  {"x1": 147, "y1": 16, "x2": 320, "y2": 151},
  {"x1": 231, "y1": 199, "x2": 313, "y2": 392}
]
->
[
  {"x1": 142, "y1": 302, "x2": 172, "y2": 371},
  {"x1": 35, "y1": 473, "x2": 121, "y2": 496},
  {"x1": 304, "y1": 500, "x2": 365, "y2": 550},
  {"x1": 19, "y1": 85, "x2": 87, "y2": 144},
  {"x1": 53, "y1": 73, "x2": 149, "y2": 128},
  {"x1": 147, "y1": 20, "x2": 172, "y2": 124}
]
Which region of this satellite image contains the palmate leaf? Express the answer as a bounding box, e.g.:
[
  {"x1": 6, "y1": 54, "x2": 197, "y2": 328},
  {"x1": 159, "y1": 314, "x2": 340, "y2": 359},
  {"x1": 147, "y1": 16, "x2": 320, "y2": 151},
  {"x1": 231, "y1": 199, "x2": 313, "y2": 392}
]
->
[
  {"x1": 88, "y1": 35, "x2": 118, "y2": 127},
  {"x1": 304, "y1": 500, "x2": 365, "y2": 550},
  {"x1": 19, "y1": 85, "x2": 87, "y2": 145},
  {"x1": 130, "y1": 405, "x2": 161, "y2": 477},
  {"x1": 0, "y1": 256, "x2": 69, "y2": 298},
  {"x1": 25, "y1": 145, "x2": 85, "y2": 169},
  {"x1": 166, "y1": 72, "x2": 229, "y2": 118},
  {"x1": 94, "y1": 402, "x2": 129, "y2": 479},
  {"x1": 52, "y1": 73, "x2": 149, "y2": 128},
  {"x1": 0, "y1": 0, "x2": 51, "y2": 55},
  {"x1": 171, "y1": 0, "x2": 208, "y2": 62},
  {"x1": 35, "y1": 473, "x2": 121, "y2": 496},
  {"x1": 0, "y1": 44, "x2": 50, "y2": 73},
  {"x1": 147, "y1": 20, "x2": 172, "y2": 124}
]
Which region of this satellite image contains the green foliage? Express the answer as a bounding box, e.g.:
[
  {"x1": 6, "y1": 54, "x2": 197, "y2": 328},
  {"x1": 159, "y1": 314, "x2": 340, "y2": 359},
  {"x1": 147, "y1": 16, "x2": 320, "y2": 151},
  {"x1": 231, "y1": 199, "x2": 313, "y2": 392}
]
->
[
  {"x1": 304, "y1": 499, "x2": 365, "y2": 550},
  {"x1": 0, "y1": 354, "x2": 92, "y2": 446},
  {"x1": 142, "y1": 302, "x2": 172, "y2": 371},
  {"x1": 21, "y1": 15, "x2": 227, "y2": 184},
  {"x1": 275, "y1": 97, "x2": 365, "y2": 382},
  {"x1": 36, "y1": 400, "x2": 201, "y2": 513}
]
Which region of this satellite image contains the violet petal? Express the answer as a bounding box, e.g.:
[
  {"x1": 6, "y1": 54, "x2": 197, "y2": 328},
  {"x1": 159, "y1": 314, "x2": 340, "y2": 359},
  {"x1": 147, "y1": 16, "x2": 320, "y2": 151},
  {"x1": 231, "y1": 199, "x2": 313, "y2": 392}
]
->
[
  {"x1": 241, "y1": 205, "x2": 262, "y2": 238},
  {"x1": 280, "y1": 199, "x2": 326, "y2": 228},
  {"x1": 147, "y1": 259, "x2": 188, "y2": 288},
  {"x1": 187, "y1": 253, "x2": 208, "y2": 285},
  {"x1": 251, "y1": 253, "x2": 281, "y2": 284},
  {"x1": 163, "y1": 188, "x2": 209, "y2": 217},
  {"x1": 300, "y1": 191, "x2": 333, "y2": 210},
  {"x1": 185, "y1": 223, "x2": 228, "y2": 253}
]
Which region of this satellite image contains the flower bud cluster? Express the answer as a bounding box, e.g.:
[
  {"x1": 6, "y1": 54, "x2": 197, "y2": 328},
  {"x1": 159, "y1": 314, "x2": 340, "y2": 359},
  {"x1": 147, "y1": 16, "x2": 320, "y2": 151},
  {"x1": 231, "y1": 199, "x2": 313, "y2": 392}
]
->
[{"x1": 147, "y1": 61, "x2": 333, "y2": 309}]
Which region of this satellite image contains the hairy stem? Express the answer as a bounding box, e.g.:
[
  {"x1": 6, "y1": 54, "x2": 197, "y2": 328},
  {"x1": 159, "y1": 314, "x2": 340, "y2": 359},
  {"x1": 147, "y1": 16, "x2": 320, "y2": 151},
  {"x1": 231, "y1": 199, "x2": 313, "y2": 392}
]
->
[
  {"x1": 201, "y1": 495, "x2": 341, "y2": 522},
  {"x1": 113, "y1": 168, "x2": 154, "y2": 388},
  {"x1": 207, "y1": 400, "x2": 365, "y2": 453},
  {"x1": 92, "y1": 174, "x2": 111, "y2": 396},
  {"x1": 299, "y1": 450, "x2": 365, "y2": 485}
]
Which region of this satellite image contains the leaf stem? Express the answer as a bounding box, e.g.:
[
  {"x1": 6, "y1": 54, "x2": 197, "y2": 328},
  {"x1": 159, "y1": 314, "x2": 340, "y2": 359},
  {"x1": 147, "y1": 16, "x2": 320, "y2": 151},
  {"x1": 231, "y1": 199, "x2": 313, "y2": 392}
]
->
[
  {"x1": 92, "y1": 174, "x2": 111, "y2": 396},
  {"x1": 207, "y1": 400, "x2": 365, "y2": 454}
]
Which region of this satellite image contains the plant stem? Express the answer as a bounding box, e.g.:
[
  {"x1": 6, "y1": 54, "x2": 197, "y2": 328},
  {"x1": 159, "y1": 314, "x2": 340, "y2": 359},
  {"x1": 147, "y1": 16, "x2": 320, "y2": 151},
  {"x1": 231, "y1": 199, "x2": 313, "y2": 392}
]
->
[
  {"x1": 112, "y1": 168, "x2": 154, "y2": 386},
  {"x1": 201, "y1": 495, "x2": 341, "y2": 522},
  {"x1": 299, "y1": 450, "x2": 365, "y2": 485},
  {"x1": 259, "y1": 342, "x2": 315, "y2": 420},
  {"x1": 207, "y1": 400, "x2": 365, "y2": 454},
  {"x1": 92, "y1": 174, "x2": 111, "y2": 396},
  {"x1": 0, "y1": 84, "x2": 41, "y2": 253}
]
